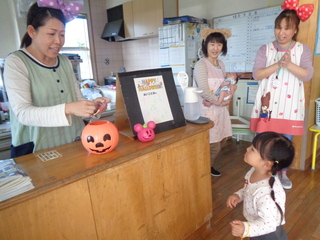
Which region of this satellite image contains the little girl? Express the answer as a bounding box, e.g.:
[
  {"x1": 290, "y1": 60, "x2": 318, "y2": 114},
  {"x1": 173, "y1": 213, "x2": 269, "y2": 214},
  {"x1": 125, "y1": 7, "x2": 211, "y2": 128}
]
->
[{"x1": 226, "y1": 132, "x2": 294, "y2": 239}]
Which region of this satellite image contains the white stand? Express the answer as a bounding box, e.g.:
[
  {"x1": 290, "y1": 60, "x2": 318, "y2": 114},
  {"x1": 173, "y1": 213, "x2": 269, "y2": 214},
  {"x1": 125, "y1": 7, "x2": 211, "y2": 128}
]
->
[{"x1": 230, "y1": 98, "x2": 255, "y2": 143}]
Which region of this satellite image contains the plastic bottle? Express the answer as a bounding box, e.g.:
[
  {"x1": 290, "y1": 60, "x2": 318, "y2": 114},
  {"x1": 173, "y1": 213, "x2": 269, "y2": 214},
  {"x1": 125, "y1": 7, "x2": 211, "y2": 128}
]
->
[{"x1": 183, "y1": 87, "x2": 203, "y2": 121}]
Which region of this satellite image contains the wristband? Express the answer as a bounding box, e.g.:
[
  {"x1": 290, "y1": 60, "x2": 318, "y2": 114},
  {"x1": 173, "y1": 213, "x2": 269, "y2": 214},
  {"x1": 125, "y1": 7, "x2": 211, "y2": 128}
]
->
[{"x1": 241, "y1": 222, "x2": 250, "y2": 239}]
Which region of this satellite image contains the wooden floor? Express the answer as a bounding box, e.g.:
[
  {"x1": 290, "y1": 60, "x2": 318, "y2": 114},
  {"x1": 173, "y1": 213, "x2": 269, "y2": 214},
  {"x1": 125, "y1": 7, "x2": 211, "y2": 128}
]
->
[{"x1": 186, "y1": 138, "x2": 320, "y2": 240}]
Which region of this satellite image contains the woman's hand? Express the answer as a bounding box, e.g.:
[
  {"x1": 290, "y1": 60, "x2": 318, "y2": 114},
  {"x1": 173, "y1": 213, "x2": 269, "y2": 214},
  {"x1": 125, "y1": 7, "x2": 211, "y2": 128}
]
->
[
  {"x1": 65, "y1": 100, "x2": 97, "y2": 117},
  {"x1": 202, "y1": 99, "x2": 212, "y2": 107},
  {"x1": 230, "y1": 220, "x2": 245, "y2": 237},
  {"x1": 279, "y1": 50, "x2": 292, "y2": 68},
  {"x1": 65, "y1": 97, "x2": 112, "y2": 118},
  {"x1": 278, "y1": 49, "x2": 309, "y2": 79},
  {"x1": 203, "y1": 98, "x2": 231, "y2": 107},
  {"x1": 92, "y1": 97, "x2": 111, "y2": 113}
]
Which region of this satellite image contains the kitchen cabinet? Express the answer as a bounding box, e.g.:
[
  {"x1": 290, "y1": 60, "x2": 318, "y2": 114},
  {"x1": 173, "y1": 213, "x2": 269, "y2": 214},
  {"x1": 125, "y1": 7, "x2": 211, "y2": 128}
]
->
[
  {"x1": 128, "y1": 0, "x2": 177, "y2": 38},
  {"x1": 0, "y1": 122, "x2": 213, "y2": 240},
  {"x1": 123, "y1": 1, "x2": 134, "y2": 39},
  {"x1": 111, "y1": 0, "x2": 177, "y2": 40}
]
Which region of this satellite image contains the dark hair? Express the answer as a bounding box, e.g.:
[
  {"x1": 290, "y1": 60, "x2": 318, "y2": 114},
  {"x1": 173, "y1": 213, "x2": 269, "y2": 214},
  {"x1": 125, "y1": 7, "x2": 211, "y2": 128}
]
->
[
  {"x1": 201, "y1": 32, "x2": 228, "y2": 57},
  {"x1": 252, "y1": 131, "x2": 294, "y2": 223},
  {"x1": 20, "y1": 2, "x2": 66, "y2": 48},
  {"x1": 275, "y1": 9, "x2": 300, "y2": 41}
]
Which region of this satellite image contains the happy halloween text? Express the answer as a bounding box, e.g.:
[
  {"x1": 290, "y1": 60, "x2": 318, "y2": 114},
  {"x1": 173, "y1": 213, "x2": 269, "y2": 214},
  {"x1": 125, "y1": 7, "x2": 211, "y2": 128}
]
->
[{"x1": 137, "y1": 78, "x2": 163, "y2": 91}]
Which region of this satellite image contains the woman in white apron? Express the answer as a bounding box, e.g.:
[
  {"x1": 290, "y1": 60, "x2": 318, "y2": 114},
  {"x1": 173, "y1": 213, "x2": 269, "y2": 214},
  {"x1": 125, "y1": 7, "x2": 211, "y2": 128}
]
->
[
  {"x1": 250, "y1": 6, "x2": 314, "y2": 190},
  {"x1": 193, "y1": 28, "x2": 237, "y2": 176}
]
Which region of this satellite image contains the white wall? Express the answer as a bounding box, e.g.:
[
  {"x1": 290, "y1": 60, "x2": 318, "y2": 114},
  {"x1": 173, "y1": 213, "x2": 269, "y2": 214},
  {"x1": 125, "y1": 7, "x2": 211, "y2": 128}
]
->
[
  {"x1": 1, "y1": 0, "x2": 280, "y2": 76},
  {"x1": 0, "y1": 0, "x2": 91, "y2": 59},
  {"x1": 105, "y1": 0, "x2": 129, "y2": 9},
  {"x1": 105, "y1": 0, "x2": 274, "y2": 21},
  {"x1": 178, "y1": 0, "x2": 273, "y2": 25},
  {"x1": 0, "y1": 0, "x2": 23, "y2": 58},
  {"x1": 120, "y1": 0, "x2": 276, "y2": 73}
]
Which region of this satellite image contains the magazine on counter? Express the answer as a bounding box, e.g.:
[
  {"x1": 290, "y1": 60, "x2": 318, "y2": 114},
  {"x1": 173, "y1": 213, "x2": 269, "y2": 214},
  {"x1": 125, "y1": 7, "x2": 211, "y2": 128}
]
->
[{"x1": 0, "y1": 159, "x2": 34, "y2": 201}]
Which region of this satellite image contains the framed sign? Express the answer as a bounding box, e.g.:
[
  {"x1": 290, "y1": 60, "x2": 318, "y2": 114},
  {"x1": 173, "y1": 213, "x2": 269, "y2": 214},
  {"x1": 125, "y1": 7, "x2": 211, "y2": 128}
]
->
[{"x1": 116, "y1": 68, "x2": 186, "y2": 137}]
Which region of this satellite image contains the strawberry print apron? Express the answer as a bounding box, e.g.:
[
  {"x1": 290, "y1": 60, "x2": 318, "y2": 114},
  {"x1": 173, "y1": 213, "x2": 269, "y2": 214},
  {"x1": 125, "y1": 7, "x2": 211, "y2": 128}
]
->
[{"x1": 250, "y1": 42, "x2": 305, "y2": 135}]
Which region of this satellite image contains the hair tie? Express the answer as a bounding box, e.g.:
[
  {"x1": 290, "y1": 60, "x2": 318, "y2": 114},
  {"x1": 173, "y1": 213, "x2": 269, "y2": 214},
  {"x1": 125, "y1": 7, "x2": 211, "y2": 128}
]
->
[
  {"x1": 275, "y1": 161, "x2": 279, "y2": 164},
  {"x1": 271, "y1": 175, "x2": 276, "y2": 177},
  {"x1": 281, "y1": 0, "x2": 314, "y2": 22},
  {"x1": 37, "y1": 0, "x2": 83, "y2": 22}
]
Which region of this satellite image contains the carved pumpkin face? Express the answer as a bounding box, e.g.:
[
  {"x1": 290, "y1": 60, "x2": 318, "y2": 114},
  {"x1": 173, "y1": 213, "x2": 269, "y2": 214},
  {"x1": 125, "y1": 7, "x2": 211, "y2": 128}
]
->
[{"x1": 81, "y1": 120, "x2": 119, "y2": 154}]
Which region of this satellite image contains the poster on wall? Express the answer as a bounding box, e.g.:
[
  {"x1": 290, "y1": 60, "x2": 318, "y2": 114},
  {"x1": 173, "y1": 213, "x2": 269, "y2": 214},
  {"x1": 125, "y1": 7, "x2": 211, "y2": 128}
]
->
[
  {"x1": 213, "y1": 4, "x2": 282, "y2": 72},
  {"x1": 118, "y1": 68, "x2": 186, "y2": 137},
  {"x1": 134, "y1": 75, "x2": 173, "y2": 123}
]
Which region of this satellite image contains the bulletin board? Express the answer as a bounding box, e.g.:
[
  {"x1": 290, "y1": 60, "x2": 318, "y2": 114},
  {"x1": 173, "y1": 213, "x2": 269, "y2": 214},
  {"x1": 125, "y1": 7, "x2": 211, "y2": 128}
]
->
[
  {"x1": 213, "y1": 4, "x2": 283, "y2": 72},
  {"x1": 116, "y1": 68, "x2": 186, "y2": 138}
]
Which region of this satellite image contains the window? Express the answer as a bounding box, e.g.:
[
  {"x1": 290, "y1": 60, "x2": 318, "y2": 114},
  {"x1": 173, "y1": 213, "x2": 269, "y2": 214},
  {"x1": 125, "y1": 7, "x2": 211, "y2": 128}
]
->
[{"x1": 61, "y1": 14, "x2": 93, "y2": 80}]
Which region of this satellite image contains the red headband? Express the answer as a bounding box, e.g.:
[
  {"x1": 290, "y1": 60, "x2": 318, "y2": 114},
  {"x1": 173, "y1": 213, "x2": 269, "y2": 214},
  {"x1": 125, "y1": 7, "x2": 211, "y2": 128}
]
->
[{"x1": 281, "y1": 0, "x2": 314, "y2": 22}]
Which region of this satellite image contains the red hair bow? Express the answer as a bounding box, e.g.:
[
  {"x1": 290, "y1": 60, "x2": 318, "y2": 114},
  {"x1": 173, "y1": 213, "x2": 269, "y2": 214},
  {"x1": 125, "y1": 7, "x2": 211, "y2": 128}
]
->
[{"x1": 281, "y1": 0, "x2": 314, "y2": 22}]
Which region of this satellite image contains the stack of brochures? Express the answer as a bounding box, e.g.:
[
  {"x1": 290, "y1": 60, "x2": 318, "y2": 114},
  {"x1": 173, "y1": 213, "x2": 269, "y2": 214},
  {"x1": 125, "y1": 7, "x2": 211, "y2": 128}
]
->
[{"x1": 0, "y1": 159, "x2": 34, "y2": 202}]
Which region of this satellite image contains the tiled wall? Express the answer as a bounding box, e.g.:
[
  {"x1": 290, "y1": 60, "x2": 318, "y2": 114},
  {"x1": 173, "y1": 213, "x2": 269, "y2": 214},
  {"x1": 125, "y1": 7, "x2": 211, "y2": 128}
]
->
[
  {"x1": 122, "y1": 37, "x2": 160, "y2": 72},
  {"x1": 89, "y1": 0, "x2": 160, "y2": 85},
  {"x1": 88, "y1": 0, "x2": 123, "y2": 85}
]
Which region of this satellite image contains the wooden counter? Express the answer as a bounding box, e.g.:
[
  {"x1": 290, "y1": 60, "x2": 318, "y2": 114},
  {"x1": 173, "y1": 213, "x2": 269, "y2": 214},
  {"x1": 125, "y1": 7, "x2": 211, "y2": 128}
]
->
[{"x1": 0, "y1": 122, "x2": 213, "y2": 240}]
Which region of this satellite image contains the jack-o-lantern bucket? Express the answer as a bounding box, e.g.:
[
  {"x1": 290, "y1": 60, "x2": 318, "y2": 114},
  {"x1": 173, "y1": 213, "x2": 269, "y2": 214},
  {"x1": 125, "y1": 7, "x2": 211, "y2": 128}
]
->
[{"x1": 81, "y1": 120, "x2": 119, "y2": 154}]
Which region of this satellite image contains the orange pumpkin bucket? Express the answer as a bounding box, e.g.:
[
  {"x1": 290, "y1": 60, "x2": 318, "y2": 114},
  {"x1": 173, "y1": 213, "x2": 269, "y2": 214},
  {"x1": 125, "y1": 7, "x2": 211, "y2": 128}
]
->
[{"x1": 81, "y1": 120, "x2": 119, "y2": 154}]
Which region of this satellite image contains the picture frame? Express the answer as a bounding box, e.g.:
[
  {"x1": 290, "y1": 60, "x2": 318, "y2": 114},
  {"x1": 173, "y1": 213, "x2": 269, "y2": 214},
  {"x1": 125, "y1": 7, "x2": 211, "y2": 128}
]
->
[{"x1": 115, "y1": 68, "x2": 186, "y2": 138}]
